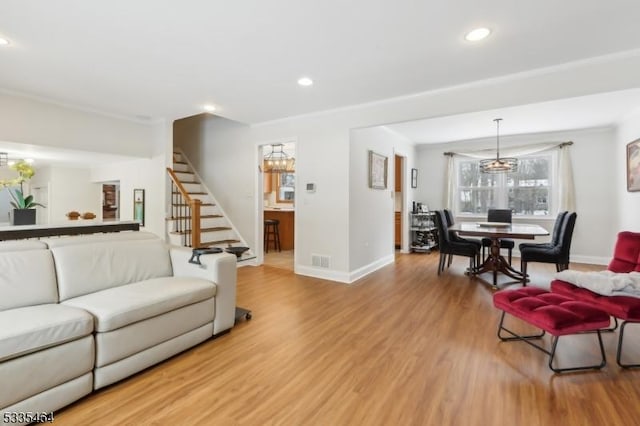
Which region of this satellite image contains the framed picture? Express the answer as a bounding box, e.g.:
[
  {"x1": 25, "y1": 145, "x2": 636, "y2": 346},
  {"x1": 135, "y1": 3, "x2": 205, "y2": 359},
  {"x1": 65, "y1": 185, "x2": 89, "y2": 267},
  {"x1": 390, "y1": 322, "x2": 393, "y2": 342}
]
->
[
  {"x1": 368, "y1": 151, "x2": 388, "y2": 189},
  {"x1": 133, "y1": 188, "x2": 145, "y2": 226},
  {"x1": 411, "y1": 168, "x2": 418, "y2": 188},
  {"x1": 628, "y1": 139, "x2": 640, "y2": 192}
]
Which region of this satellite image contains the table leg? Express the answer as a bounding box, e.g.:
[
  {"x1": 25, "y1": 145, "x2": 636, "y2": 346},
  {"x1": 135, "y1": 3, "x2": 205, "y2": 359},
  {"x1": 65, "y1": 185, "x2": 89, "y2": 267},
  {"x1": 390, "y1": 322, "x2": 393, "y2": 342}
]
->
[{"x1": 468, "y1": 237, "x2": 526, "y2": 289}]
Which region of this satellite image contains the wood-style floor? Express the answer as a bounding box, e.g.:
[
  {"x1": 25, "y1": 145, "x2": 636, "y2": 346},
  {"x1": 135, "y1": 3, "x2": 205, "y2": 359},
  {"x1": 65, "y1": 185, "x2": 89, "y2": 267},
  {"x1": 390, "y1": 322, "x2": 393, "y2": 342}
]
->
[{"x1": 56, "y1": 253, "x2": 640, "y2": 425}]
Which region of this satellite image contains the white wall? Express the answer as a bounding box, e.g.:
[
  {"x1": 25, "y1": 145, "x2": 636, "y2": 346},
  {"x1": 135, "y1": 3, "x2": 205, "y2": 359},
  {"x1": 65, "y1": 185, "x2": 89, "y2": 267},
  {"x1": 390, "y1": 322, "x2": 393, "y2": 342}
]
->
[
  {"x1": 415, "y1": 127, "x2": 617, "y2": 264},
  {"x1": 615, "y1": 110, "x2": 640, "y2": 233},
  {"x1": 29, "y1": 166, "x2": 101, "y2": 223},
  {"x1": 0, "y1": 92, "x2": 155, "y2": 156},
  {"x1": 349, "y1": 126, "x2": 416, "y2": 280}
]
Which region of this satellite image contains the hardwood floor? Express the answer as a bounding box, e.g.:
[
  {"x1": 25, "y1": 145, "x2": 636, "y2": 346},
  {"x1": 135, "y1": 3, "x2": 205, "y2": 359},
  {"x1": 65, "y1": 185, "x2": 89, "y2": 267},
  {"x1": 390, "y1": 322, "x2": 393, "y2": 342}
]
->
[
  {"x1": 263, "y1": 249, "x2": 294, "y2": 271},
  {"x1": 56, "y1": 253, "x2": 640, "y2": 425}
]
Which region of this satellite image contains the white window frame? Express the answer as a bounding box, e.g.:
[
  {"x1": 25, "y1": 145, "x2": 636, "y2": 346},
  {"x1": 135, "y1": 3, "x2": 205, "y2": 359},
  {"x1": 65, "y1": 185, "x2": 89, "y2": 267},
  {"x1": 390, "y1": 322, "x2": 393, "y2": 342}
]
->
[{"x1": 454, "y1": 151, "x2": 557, "y2": 219}]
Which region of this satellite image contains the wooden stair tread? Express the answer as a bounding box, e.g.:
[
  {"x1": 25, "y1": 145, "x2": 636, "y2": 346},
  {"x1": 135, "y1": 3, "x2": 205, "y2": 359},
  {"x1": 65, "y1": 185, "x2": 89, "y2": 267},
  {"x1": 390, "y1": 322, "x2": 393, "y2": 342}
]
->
[
  {"x1": 172, "y1": 191, "x2": 207, "y2": 195},
  {"x1": 166, "y1": 214, "x2": 222, "y2": 220},
  {"x1": 171, "y1": 226, "x2": 232, "y2": 235},
  {"x1": 171, "y1": 202, "x2": 215, "y2": 206},
  {"x1": 198, "y1": 239, "x2": 241, "y2": 247}
]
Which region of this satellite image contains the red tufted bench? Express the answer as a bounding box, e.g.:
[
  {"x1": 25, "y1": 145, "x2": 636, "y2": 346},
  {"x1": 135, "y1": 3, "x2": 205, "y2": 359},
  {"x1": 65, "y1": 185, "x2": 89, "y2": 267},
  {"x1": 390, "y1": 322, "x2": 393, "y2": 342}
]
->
[
  {"x1": 493, "y1": 287, "x2": 610, "y2": 373},
  {"x1": 551, "y1": 231, "x2": 640, "y2": 367}
]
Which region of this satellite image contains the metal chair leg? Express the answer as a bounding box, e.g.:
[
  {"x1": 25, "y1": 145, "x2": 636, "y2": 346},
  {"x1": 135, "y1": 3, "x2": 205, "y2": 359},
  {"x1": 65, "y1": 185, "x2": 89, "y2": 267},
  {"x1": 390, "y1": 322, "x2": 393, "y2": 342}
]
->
[{"x1": 617, "y1": 320, "x2": 640, "y2": 368}]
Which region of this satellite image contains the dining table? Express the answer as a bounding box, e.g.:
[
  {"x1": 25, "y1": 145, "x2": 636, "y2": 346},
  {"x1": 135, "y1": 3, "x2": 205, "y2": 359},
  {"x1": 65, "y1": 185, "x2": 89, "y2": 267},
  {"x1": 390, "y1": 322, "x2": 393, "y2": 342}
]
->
[{"x1": 448, "y1": 221, "x2": 549, "y2": 289}]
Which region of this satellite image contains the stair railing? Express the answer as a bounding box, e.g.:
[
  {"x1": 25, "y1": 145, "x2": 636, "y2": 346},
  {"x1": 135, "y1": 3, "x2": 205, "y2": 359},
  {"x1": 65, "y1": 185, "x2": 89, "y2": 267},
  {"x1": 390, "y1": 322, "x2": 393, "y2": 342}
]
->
[{"x1": 166, "y1": 167, "x2": 201, "y2": 248}]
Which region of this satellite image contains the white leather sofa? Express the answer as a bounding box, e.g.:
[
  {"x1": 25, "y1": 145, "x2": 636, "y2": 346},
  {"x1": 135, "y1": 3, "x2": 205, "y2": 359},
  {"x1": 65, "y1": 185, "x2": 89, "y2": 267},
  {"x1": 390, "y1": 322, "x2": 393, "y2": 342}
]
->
[{"x1": 0, "y1": 232, "x2": 237, "y2": 422}]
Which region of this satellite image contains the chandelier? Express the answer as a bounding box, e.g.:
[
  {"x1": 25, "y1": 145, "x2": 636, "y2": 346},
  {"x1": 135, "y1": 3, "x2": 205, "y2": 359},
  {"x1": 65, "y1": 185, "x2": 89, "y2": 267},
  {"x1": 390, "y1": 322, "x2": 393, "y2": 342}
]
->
[
  {"x1": 480, "y1": 118, "x2": 518, "y2": 173},
  {"x1": 263, "y1": 144, "x2": 294, "y2": 173}
]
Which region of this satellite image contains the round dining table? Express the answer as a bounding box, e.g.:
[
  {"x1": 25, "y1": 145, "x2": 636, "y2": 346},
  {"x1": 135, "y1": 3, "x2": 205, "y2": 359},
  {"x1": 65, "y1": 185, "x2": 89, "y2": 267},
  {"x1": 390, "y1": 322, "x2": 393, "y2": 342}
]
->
[{"x1": 448, "y1": 222, "x2": 549, "y2": 289}]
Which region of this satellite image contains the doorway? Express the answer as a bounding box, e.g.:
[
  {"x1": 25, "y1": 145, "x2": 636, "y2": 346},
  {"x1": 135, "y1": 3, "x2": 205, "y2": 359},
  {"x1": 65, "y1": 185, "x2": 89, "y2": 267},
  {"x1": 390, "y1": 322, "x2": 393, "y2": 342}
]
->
[
  {"x1": 102, "y1": 182, "x2": 120, "y2": 221},
  {"x1": 259, "y1": 141, "x2": 296, "y2": 271},
  {"x1": 394, "y1": 155, "x2": 404, "y2": 250}
]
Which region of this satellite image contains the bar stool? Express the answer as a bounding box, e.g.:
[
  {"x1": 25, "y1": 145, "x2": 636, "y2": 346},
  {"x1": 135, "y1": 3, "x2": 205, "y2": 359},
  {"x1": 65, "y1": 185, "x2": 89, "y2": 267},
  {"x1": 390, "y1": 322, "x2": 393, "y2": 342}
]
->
[{"x1": 264, "y1": 219, "x2": 281, "y2": 253}]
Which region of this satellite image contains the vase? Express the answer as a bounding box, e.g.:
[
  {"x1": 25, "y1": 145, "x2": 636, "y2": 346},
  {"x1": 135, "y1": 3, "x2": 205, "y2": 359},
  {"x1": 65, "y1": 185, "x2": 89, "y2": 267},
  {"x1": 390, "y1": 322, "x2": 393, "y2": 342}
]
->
[{"x1": 12, "y1": 209, "x2": 36, "y2": 226}]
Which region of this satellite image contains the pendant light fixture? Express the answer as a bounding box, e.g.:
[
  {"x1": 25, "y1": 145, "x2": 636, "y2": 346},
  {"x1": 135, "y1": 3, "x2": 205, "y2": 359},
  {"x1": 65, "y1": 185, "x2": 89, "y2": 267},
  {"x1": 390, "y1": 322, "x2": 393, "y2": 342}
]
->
[
  {"x1": 263, "y1": 144, "x2": 295, "y2": 173},
  {"x1": 480, "y1": 118, "x2": 517, "y2": 173}
]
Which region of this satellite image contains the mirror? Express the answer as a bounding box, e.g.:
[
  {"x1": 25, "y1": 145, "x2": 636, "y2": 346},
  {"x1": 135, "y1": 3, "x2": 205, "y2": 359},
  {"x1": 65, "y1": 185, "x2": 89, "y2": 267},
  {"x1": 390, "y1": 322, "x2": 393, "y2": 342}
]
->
[{"x1": 276, "y1": 173, "x2": 295, "y2": 203}]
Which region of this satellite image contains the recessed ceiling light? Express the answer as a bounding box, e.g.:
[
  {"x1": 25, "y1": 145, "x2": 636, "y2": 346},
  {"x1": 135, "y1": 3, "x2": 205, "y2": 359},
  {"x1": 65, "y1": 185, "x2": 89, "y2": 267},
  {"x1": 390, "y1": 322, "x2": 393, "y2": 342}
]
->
[
  {"x1": 297, "y1": 77, "x2": 313, "y2": 87},
  {"x1": 0, "y1": 37, "x2": 10, "y2": 46},
  {"x1": 464, "y1": 27, "x2": 491, "y2": 42},
  {"x1": 203, "y1": 104, "x2": 216, "y2": 112}
]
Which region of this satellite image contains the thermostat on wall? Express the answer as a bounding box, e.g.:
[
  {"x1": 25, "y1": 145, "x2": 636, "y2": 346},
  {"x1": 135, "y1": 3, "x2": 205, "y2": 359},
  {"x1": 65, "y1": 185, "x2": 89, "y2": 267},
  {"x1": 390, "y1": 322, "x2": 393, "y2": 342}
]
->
[{"x1": 306, "y1": 183, "x2": 316, "y2": 193}]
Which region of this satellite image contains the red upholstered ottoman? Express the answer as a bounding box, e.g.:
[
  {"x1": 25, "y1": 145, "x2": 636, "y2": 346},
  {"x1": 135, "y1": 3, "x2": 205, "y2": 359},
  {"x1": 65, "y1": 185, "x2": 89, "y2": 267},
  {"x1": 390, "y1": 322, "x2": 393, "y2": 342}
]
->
[{"x1": 493, "y1": 287, "x2": 610, "y2": 373}]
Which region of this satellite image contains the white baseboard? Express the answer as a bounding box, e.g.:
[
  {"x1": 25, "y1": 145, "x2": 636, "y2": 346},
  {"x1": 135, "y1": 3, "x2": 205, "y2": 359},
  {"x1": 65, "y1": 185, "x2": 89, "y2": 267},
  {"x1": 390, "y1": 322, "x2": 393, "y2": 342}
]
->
[
  {"x1": 295, "y1": 265, "x2": 351, "y2": 283},
  {"x1": 348, "y1": 255, "x2": 395, "y2": 283},
  {"x1": 569, "y1": 255, "x2": 609, "y2": 266},
  {"x1": 294, "y1": 254, "x2": 395, "y2": 284}
]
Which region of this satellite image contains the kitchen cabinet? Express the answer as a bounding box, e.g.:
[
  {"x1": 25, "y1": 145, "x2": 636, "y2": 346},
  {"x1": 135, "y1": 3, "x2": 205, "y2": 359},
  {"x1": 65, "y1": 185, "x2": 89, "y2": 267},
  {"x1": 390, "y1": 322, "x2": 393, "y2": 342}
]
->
[
  {"x1": 264, "y1": 209, "x2": 294, "y2": 250},
  {"x1": 264, "y1": 172, "x2": 273, "y2": 194}
]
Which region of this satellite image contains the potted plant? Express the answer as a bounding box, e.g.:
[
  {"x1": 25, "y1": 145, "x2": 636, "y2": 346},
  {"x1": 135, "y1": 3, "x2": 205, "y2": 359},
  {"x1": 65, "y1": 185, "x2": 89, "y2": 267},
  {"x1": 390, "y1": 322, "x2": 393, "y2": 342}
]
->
[{"x1": 0, "y1": 160, "x2": 45, "y2": 225}]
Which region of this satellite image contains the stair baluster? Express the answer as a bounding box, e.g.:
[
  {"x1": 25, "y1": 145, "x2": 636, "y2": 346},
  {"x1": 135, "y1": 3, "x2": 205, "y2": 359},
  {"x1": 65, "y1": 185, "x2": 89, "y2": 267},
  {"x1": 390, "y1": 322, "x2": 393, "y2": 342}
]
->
[{"x1": 167, "y1": 168, "x2": 201, "y2": 248}]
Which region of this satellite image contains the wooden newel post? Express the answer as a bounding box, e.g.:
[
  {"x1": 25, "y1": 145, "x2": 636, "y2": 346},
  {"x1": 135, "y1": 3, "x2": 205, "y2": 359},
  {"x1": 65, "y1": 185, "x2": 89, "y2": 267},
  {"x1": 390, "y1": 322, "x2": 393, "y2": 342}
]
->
[{"x1": 191, "y1": 198, "x2": 201, "y2": 248}]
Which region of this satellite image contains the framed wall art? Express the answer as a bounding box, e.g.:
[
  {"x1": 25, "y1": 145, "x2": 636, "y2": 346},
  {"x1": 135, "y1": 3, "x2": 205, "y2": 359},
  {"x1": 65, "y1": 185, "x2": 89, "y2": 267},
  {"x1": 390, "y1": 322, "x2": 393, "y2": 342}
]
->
[
  {"x1": 133, "y1": 188, "x2": 145, "y2": 226},
  {"x1": 368, "y1": 151, "x2": 388, "y2": 189},
  {"x1": 628, "y1": 139, "x2": 640, "y2": 192}
]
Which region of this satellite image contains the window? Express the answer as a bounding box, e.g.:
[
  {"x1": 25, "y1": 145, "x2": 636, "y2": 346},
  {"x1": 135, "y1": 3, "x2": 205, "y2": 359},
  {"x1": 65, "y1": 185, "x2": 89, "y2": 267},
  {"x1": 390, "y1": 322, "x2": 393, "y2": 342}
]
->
[{"x1": 456, "y1": 153, "x2": 555, "y2": 217}]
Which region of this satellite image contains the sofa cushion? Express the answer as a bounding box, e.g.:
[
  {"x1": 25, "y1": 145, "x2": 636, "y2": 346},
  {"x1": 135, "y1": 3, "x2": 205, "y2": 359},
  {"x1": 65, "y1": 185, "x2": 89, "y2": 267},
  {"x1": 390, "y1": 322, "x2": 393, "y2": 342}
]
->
[
  {"x1": 0, "y1": 250, "x2": 58, "y2": 311},
  {"x1": 52, "y1": 239, "x2": 174, "y2": 301},
  {"x1": 0, "y1": 240, "x2": 48, "y2": 252},
  {"x1": 0, "y1": 304, "x2": 93, "y2": 362},
  {"x1": 0, "y1": 335, "x2": 94, "y2": 409},
  {"x1": 61, "y1": 276, "x2": 216, "y2": 332},
  {"x1": 42, "y1": 231, "x2": 160, "y2": 248}
]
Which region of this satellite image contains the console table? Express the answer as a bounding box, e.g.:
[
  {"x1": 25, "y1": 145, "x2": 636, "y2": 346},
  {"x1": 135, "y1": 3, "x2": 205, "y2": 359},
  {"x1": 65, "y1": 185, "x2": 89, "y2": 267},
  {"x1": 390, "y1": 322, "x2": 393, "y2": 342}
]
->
[{"x1": 0, "y1": 220, "x2": 140, "y2": 241}]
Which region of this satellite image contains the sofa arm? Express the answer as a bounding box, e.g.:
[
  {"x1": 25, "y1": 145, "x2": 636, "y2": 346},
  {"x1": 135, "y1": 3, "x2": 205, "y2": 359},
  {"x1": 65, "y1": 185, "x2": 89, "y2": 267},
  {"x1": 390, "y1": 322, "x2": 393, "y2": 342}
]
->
[{"x1": 169, "y1": 247, "x2": 237, "y2": 335}]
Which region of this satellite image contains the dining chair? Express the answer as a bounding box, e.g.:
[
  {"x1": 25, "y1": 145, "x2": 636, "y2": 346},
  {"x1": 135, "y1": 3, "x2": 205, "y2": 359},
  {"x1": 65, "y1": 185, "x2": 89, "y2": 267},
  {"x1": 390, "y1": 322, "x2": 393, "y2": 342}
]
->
[
  {"x1": 443, "y1": 209, "x2": 481, "y2": 267},
  {"x1": 434, "y1": 210, "x2": 480, "y2": 275},
  {"x1": 520, "y1": 212, "x2": 577, "y2": 285},
  {"x1": 519, "y1": 211, "x2": 567, "y2": 251},
  {"x1": 481, "y1": 209, "x2": 515, "y2": 264}
]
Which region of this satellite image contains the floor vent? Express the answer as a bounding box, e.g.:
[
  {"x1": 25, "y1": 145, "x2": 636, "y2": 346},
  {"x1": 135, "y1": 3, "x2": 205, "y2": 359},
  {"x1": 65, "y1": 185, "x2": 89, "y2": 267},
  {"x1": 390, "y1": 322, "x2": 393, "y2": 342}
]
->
[{"x1": 311, "y1": 254, "x2": 330, "y2": 268}]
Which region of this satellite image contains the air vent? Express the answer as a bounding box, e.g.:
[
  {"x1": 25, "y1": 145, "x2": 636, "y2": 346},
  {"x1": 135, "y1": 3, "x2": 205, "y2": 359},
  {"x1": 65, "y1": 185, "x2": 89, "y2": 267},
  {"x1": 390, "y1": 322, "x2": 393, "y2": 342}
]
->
[{"x1": 311, "y1": 254, "x2": 330, "y2": 268}]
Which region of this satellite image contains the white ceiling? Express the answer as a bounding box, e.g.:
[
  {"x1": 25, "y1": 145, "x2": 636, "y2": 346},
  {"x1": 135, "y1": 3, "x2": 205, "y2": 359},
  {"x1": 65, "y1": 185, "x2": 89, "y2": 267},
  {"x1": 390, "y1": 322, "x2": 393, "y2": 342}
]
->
[
  {"x1": 385, "y1": 89, "x2": 640, "y2": 144},
  {"x1": 1, "y1": 1, "x2": 640, "y2": 125},
  {"x1": 0, "y1": 141, "x2": 142, "y2": 168}
]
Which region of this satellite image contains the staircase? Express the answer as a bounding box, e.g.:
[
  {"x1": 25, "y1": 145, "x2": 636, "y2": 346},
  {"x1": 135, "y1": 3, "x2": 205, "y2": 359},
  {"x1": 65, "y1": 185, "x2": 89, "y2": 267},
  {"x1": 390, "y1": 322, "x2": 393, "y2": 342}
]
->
[{"x1": 167, "y1": 151, "x2": 254, "y2": 262}]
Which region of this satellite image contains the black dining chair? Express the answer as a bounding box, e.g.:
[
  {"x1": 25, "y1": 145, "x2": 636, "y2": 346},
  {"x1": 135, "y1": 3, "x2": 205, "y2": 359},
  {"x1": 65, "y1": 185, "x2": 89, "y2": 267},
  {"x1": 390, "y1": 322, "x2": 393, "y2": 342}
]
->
[
  {"x1": 434, "y1": 210, "x2": 480, "y2": 275},
  {"x1": 519, "y1": 211, "x2": 567, "y2": 251},
  {"x1": 481, "y1": 209, "x2": 515, "y2": 265},
  {"x1": 443, "y1": 209, "x2": 481, "y2": 267},
  {"x1": 520, "y1": 212, "x2": 577, "y2": 285}
]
